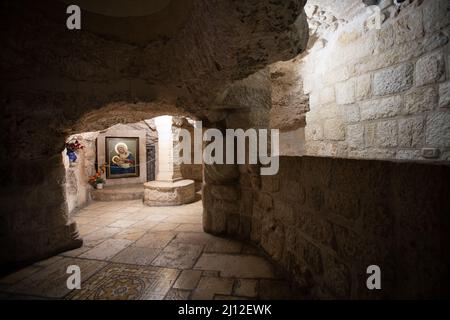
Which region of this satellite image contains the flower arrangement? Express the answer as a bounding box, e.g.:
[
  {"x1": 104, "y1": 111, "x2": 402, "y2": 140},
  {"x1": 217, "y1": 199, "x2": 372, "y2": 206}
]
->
[
  {"x1": 88, "y1": 172, "x2": 105, "y2": 188},
  {"x1": 65, "y1": 139, "x2": 84, "y2": 152},
  {"x1": 65, "y1": 139, "x2": 84, "y2": 165},
  {"x1": 88, "y1": 164, "x2": 106, "y2": 188}
]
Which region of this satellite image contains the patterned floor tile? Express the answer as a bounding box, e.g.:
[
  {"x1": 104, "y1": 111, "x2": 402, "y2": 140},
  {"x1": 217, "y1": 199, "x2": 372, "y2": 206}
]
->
[{"x1": 66, "y1": 264, "x2": 179, "y2": 300}]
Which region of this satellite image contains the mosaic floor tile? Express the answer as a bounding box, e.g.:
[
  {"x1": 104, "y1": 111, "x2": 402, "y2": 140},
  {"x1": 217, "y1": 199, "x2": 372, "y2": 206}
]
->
[{"x1": 66, "y1": 264, "x2": 179, "y2": 300}]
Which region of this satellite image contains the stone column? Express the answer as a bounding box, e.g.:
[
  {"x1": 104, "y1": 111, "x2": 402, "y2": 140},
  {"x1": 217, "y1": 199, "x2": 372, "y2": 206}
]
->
[
  {"x1": 154, "y1": 115, "x2": 182, "y2": 182},
  {"x1": 1, "y1": 153, "x2": 83, "y2": 271},
  {"x1": 144, "y1": 116, "x2": 195, "y2": 206}
]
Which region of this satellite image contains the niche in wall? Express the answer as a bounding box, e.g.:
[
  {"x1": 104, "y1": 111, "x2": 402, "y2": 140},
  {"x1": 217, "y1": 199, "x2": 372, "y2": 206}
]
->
[{"x1": 97, "y1": 129, "x2": 147, "y2": 186}]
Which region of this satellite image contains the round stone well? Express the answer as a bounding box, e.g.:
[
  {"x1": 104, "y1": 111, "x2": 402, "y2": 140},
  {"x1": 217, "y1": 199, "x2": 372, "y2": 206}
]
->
[{"x1": 144, "y1": 179, "x2": 196, "y2": 206}]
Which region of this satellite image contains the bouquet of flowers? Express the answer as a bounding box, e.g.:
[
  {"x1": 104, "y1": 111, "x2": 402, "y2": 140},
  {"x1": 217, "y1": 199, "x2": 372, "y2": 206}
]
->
[
  {"x1": 65, "y1": 139, "x2": 84, "y2": 152},
  {"x1": 88, "y1": 171, "x2": 105, "y2": 188},
  {"x1": 88, "y1": 165, "x2": 106, "y2": 188},
  {"x1": 65, "y1": 139, "x2": 84, "y2": 164}
]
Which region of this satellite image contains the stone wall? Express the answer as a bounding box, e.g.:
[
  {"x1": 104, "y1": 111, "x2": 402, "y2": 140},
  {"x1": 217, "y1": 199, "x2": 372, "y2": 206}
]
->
[
  {"x1": 211, "y1": 156, "x2": 450, "y2": 299},
  {"x1": 175, "y1": 118, "x2": 203, "y2": 190},
  {"x1": 63, "y1": 132, "x2": 98, "y2": 214},
  {"x1": 300, "y1": 0, "x2": 450, "y2": 161},
  {"x1": 0, "y1": 0, "x2": 308, "y2": 271}
]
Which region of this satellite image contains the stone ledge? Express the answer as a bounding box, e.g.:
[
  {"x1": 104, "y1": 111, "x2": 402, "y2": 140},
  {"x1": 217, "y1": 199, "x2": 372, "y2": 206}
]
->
[{"x1": 90, "y1": 183, "x2": 144, "y2": 201}]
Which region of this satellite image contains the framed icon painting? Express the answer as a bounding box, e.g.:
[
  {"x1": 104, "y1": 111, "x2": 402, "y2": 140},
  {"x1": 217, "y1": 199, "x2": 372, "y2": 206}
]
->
[{"x1": 105, "y1": 137, "x2": 140, "y2": 179}]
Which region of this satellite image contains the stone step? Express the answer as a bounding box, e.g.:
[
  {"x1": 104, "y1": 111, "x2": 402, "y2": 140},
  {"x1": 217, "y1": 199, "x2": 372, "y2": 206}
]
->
[{"x1": 90, "y1": 183, "x2": 144, "y2": 201}]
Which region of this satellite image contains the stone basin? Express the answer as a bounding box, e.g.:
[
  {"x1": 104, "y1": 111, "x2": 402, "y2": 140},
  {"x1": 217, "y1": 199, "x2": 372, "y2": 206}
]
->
[{"x1": 144, "y1": 179, "x2": 196, "y2": 206}]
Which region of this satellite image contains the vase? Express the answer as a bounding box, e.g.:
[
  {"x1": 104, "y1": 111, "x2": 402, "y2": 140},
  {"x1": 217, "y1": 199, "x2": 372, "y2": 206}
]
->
[
  {"x1": 96, "y1": 183, "x2": 104, "y2": 190},
  {"x1": 67, "y1": 150, "x2": 77, "y2": 164}
]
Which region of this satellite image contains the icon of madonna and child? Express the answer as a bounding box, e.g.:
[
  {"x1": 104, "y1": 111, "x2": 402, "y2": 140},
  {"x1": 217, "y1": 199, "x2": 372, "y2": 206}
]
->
[{"x1": 105, "y1": 137, "x2": 140, "y2": 178}]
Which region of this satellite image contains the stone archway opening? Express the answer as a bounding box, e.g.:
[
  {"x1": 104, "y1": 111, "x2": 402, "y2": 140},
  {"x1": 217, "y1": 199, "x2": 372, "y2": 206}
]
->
[
  {"x1": 62, "y1": 109, "x2": 203, "y2": 214},
  {"x1": 2, "y1": 0, "x2": 449, "y2": 301}
]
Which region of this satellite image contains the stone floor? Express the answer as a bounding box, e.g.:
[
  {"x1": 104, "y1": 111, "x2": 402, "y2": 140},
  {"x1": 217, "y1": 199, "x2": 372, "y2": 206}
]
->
[{"x1": 0, "y1": 198, "x2": 304, "y2": 300}]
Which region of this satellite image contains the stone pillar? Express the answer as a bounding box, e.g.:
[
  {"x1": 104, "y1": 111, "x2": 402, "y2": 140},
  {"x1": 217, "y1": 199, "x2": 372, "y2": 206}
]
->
[
  {"x1": 154, "y1": 115, "x2": 182, "y2": 182},
  {"x1": 0, "y1": 153, "x2": 83, "y2": 271},
  {"x1": 144, "y1": 116, "x2": 195, "y2": 206}
]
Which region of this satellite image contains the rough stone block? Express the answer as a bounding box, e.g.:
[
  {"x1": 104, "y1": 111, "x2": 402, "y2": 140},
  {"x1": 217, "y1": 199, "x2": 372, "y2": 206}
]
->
[
  {"x1": 335, "y1": 79, "x2": 355, "y2": 105},
  {"x1": 355, "y1": 33, "x2": 448, "y2": 75},
  {"x1": 261, "y1": 221, "x2": 284, "y2": 261},
  {"x1": 421, "y1": 148, "x2": 441, "y2": 159},
  {"x1": 360, "y1": 95, "x2": 402, "y2": 121},
  {"x1": 355, "y1": 74, "x2": 372, "y2": 101},
  {"x1": 324, "y1": 119, "x2": 345, "y2": 141},
  {"x1": 346, "y1": 124, "x2": 364, "y2": 150},
  {"x1": 343, "y1": 104, "x2": 360, "y2": 123},
  {"x1": 373, "y1": 63, "x2": 413, "y2": 96},
  {"x1": 426, "y1": 112, "x2": 450, "y2": 148},
  {"x1": 398, "y1": 117, "x2": 425, "y2": 148},
  {"x1": 415, "y1": 51, "x2": 445, "y2": 87},
  {"x1": 394, "y1": 8, "x2": 424, "y2": 44},
  {"x1": 404, "y1": 86, "x2": 438, "y2": 115},
  {"x1": 397, "y1": 149, "x2": 422, "y2": 160},
  {"x1": 375, "y1": 120, "x2": 398, "y2": 147},
  {"x1": 319, "y1": 86, "x2": 335, "y2": 105},
  {"x1": 376, "y1": 24, "x2": 394, "y2": 53},
  {"x1": 439, "y1": 81, "x2": 450, "y2": 108},
  {"x1": 423, "y1": 0, "x2": 450, "y2": 34},
  {"x1": 348, "y1": 148, "x2": 397, "y2": 160},
  {"x1": 305, "y1": 122, "x2": 324, "y2": 141}
]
